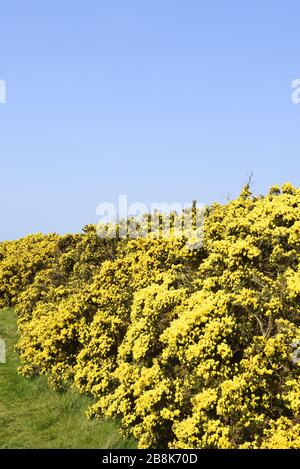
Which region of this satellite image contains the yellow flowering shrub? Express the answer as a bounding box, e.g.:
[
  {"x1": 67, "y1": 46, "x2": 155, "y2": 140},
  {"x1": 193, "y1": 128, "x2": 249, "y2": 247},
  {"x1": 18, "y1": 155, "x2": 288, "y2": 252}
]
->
[
  {"x1": 0, "y1": 233, "x2": 60, "y2": 309},
  {"x1": 1, "y1": 184, "x2": 300, "y2": 448}
]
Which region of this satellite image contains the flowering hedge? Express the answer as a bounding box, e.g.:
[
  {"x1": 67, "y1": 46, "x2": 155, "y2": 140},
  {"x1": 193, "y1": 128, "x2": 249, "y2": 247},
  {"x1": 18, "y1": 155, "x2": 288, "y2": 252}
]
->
[{"x1": 1, "y1": 184, "x2": 300, "y2": 448}]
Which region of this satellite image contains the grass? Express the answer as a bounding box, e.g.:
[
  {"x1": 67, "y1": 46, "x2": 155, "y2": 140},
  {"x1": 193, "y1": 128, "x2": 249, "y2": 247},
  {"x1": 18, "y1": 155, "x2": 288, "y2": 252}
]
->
[{"x1": 0, "y1": 308, "x2": 136, "y2": 449}]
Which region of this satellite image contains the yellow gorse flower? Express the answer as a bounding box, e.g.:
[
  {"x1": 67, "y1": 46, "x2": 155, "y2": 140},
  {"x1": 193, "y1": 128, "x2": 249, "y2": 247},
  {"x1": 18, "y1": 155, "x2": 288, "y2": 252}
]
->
[{"x1": 1, "y1": 185, "x2": 300, "y2": 448}]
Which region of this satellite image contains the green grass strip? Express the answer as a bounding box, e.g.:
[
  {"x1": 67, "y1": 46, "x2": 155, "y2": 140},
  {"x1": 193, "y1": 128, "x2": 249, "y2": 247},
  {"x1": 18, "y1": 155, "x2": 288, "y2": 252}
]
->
[{"x1": 0, "y1": 308, "x2": 135, "y2": 449}]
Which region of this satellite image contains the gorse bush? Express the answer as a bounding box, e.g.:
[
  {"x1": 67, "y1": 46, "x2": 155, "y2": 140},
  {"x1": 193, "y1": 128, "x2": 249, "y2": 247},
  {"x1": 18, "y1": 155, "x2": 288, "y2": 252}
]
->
[{"x1": 1, "y1": 183, "x2": 300, "y2": 448}]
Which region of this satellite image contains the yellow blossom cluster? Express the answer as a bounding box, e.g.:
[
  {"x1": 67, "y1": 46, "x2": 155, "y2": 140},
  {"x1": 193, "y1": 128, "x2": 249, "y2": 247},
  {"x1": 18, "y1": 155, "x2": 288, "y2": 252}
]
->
[{"x1": 1, "y1": 184, "x2": 300, "y2": 448}]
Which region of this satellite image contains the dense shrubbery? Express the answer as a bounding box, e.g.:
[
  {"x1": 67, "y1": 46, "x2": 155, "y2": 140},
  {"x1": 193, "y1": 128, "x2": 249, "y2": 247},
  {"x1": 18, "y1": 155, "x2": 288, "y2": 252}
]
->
[{"x1": 1, "y1": 184, "x2": 300, "y2": 448}]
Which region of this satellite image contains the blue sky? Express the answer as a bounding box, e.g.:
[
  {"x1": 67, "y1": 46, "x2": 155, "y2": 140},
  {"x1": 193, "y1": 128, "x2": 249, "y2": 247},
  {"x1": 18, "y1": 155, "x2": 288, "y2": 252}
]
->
[{"x1": 0, "y1": 0, "x2": 300, "y2": 240}]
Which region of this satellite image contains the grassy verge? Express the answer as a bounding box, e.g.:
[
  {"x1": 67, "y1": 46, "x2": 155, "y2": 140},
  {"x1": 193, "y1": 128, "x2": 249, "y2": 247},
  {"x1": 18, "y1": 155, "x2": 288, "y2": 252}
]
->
[{"x1": 0, "y1": 308, "x2": 136, "y2": 449}]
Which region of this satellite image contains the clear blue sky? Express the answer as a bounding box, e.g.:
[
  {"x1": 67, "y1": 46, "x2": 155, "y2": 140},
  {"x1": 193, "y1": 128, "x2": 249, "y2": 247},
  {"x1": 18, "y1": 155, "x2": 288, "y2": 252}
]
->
[{"x1": 0, "y1": 0, "x2": 300, "y2": 240}]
